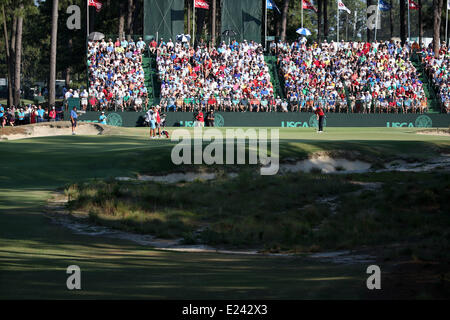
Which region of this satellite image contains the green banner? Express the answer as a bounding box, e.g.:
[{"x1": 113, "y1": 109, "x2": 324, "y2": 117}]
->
[
  {"x1": 144, "y1": 0, "x2": 184, "y2": 41},
  {"x1": 221, "y1": 0, "x2": 262, "y2": 44},
  {"x1": 65, "y1": 112, "x2": 450, "y2": 128},
  {"x1": 67, "y1": 98, "x2": 80, "y2": 109}
]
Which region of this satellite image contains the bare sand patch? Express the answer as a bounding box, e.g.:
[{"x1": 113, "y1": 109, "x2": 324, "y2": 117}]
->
[
  {"x1": 416, "y1": 128, "x2": 450, "y2": 136},
  {"x1": 0, "y1": 122, "x2": 108, "y2": 141},
  {"x1": 280, "y1": 156, "x2": 372, "y2": 174}
]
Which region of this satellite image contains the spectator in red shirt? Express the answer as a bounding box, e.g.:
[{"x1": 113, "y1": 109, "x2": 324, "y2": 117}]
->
[
  {"x1": 196, "y1": 109, "x2": 204, "y2": 127},
  {"x1": 89, "y1": 96, "x2": 98, "y2": 111},
  {"x1": 149, "y1": 39, "x2": 157, "y2": 54},
  {"x1": 208, "y1": 97, "x2": 217, "y2": 111},
  {"x1": 155, "y1": 106, "x2": 162, "y2": 138},
  {"x1": 49, "y1": 107, "x2": 56, "y2": 122},
  {"x1": 315, "y1": 106, "x2": 325, "y2": 133}
]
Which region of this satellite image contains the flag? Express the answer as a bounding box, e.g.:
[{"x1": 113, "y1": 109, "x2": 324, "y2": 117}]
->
[
  {"x1": 379, "y1": 0, "x2": 391, "y2": 11},
  {"x1": 338, "y1": 0, "x2": 351, "y2": 14},
  {"x1": 409, "y1": 0, "x2": 420, "y2": 10},
  {"x1": 194, "y1": 0, "x2": 209, "y2": 10},
  {"x1": 88, "y1": 0, "x2": 102, "y2": 12},
  {"x1": 267, "y1": 0, "x2": 281, "y2": 13},
  {"x1": 448, "y1": 1, "x2": 450, "y2": 10},
  {"x1": 303, "y1": 0, "x2": 317, "y2": 12}
]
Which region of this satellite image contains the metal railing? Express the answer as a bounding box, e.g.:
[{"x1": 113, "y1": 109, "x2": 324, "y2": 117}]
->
[{"x1": 74, "y1": 96, "x2": 431, "y2": 114}]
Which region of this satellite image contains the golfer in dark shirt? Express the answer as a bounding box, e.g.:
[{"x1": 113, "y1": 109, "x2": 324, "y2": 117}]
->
[
  {"x1": 206, "y1": 109, "x2": 215, "y2": 127},
  {"x1": 315, "y1": 106, "x2": 325, "y2": 133}
]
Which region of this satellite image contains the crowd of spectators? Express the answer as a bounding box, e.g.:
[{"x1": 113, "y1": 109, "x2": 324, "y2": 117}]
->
[
  {"x1": 275, "y1": 40, "x2": 347, "y2": 113},
  {"x1": 421, "y1": 44, "x2": 450, "y2": 113},
  {"x1": 156, "y1": 39, "x2": 275, "y2": 112},
  {"x1": 87, "y1": 37, "x2": 149, "y2": 112},
  {"x1": 82, "y1": 36, "x2": 439, "y2": 114},
  {"x1": 0, "y1": 104, "x2": 62, "y2": 127},
  {"x1": 275, "y1": 39, "x2": 428, "y2": 114}
]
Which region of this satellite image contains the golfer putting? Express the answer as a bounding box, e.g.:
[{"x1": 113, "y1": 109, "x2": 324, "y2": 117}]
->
[
  {"x1": 147, "y1": 106, "x2": 157, "y2": 139},
  {"x1": 70, "y1": 107, "x2": 78, "y2": 135},
  {"x1": 314, "y1": 105, "x2": 325, "y2": 133}
]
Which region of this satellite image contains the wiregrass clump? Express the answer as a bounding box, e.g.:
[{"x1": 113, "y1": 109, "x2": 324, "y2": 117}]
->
[{"x1": 65, "y1": 171, "x2": 450, "y2": 256}]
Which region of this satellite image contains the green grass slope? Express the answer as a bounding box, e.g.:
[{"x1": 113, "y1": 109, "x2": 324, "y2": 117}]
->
[{"x1": 0, "y1": 127, "x2": 449, "y2": 299}]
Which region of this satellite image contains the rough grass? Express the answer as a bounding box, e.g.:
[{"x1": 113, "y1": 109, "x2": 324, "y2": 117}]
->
[
  {"x1": 67, "y1": 172, "x2": 357, "y2": 250},
  {"x1": 1, "y1": 127, "x2": 450, "y2": 299},
  {"x1": 66, "y1": 171, "x2": 450, "y2": 260}
]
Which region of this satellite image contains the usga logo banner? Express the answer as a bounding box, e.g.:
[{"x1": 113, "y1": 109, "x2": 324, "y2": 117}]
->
[
  {"x1": 386, "y1": 115, "x2": 433, "y2": 128},
  {"x1": 282, "y1": 115, "x2": 327, "y2": 128},
  {"x1": 180, "y1": 114, "x2": 225, "y2": 127}
]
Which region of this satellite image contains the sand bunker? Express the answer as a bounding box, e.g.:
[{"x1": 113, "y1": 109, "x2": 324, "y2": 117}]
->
[
  {"x1": 0, "y1": 122, "x2": 106, "y2": 141},
  {"x1": 417, "y1": 129, "x2": 450, "y2": 136},
  {"x1": 280, "y1": 152, "x2": 450, "y2": 174},
  {"x1": 115, "y1": 153, "x2": 450, "y2": 184},
  {"x1": 280, "y1": 156, "x2": 372, "y2": 174}
]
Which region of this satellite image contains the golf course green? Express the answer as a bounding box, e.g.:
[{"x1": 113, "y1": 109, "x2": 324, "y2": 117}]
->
[{"x1": 1, "y1": 126, "x2": 449, "y2": 299}]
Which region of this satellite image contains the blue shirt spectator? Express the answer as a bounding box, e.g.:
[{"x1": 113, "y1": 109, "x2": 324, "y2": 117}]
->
[{"x1": 99, "y1": 113, "x2": 107, "y2": 124}]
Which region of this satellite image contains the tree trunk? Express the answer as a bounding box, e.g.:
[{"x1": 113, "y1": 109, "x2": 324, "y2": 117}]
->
[
  {"x1": 187, "y1": 0, "x2": 191, "y2": 35},
  {"x1": 317, "y1": 0, "x2": 322, "y2": 41},
  {"x1": 323, "y1": 0, "x2": 328, "y2": 39},
  {"x1": 211, "y1": 0, "x2": 216, "y2": 45},
  {"x1": 367, "y1": 0, "x2": 372, "y2": 42},
  {"x1": 10, "y1": 14, "x2": 17, "y2": 87},
  {"x1": 275, "y1": 13, "x2": 281, "y2": 38},
  {"x1": 49, "y1": 0, "x2": 59, "y2": 107},
  {"x1": 418, "y1": 0, "x2": 423, "y2": 45},
  {"x1": 346, "y1": 12, "x2": 349, "y2": 41},
  {"x1": 280, "y1": 0, "x2": 289, "y2": 41},
  {"x1": 433, "y1": 0, "x2": 443, "y2": 57},
  {"x1": 119, "y1": 2, "x2": 125, "y2": 39},
  {"x1": 13, "y1": 3, "x2": 23, "y2": 107},
  {"x1": 400, "y1": 0, "x2": 406, "y2": 44},
  {"x1": 127, "y1": 0, "x2": 134, "y2": 39},
  {"x1": 2, "y1": 5, "x2": 13, "y2": 107},
  {"x1": 65, "y1": 38, "x2": 73, "y2": 87},
  {"x1": 11, "y1": 15, "x2": 16, "y2": 57}
]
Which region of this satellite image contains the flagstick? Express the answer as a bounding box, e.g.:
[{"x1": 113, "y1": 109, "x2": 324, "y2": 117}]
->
[{"x1": 374, "y1": 0, "x2": 379, "y2": 42}]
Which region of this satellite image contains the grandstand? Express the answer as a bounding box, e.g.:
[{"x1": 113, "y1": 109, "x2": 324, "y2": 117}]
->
[
  {"x1": 71, "y1": 0, "x2": 450, "y2": 128},
  {"x1": 87, "y1": 37, "x2": 149, "y2": 112},
  {"x1": 83, "y1": 36, "x2": 449, "y2": 127},
  {"x1": 420, "y1": 45, "x2": 450, "y2": 113}
]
